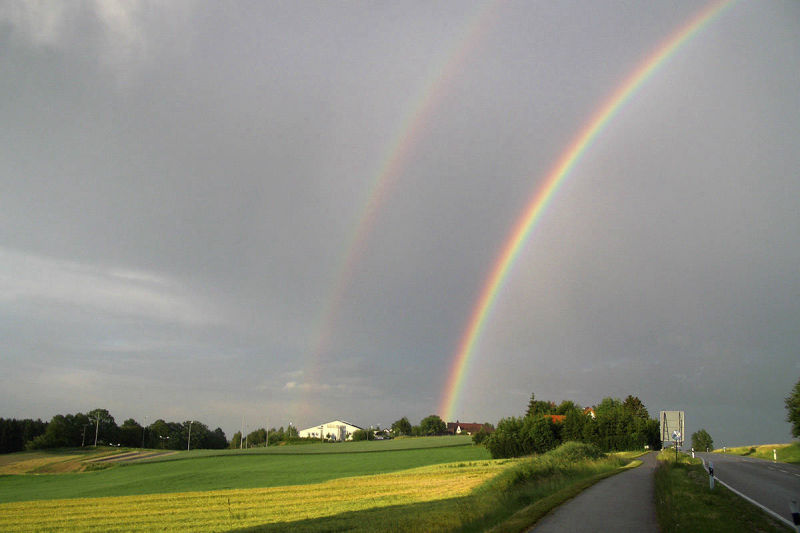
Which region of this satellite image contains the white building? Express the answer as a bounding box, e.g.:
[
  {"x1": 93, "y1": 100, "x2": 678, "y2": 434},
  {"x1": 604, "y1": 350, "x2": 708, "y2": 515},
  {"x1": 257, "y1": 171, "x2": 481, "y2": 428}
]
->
[{"x1": 298, "y1": 420, "x2": 362, "y2": 441}]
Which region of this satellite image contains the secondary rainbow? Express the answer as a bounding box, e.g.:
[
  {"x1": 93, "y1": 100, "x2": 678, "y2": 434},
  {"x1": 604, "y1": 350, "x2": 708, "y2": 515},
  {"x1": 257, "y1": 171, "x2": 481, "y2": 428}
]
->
[
  {"x1": 440, "y1": 0, "x2": 734, "y2": 422},
  {"x1": 293, "y1": 1, "x2": 504, "y2": 421}
]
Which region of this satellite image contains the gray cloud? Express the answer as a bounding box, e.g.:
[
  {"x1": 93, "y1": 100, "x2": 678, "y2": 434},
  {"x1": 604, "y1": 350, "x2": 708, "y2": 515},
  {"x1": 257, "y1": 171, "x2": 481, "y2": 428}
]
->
[{"x1": 1, "y1": 0, "x2": 798, "y2": 445}]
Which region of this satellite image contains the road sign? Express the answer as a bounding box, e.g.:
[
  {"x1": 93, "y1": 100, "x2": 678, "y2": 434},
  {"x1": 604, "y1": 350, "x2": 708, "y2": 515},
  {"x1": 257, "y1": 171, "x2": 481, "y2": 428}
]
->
[{"x1": 660, "y1": 411, "x2": 685, "y2": 444}]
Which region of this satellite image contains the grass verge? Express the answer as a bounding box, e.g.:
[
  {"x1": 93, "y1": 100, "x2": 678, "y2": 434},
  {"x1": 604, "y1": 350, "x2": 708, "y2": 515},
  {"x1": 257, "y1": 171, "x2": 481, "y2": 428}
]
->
[{"x1": 654, "y1": 451, "x2": 789, "y2": 532}]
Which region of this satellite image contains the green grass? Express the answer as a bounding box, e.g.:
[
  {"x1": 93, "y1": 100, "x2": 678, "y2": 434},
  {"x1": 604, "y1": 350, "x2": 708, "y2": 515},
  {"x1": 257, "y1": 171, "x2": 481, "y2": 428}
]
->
[
  {"x1": 0, "y1": 459, "x2": 511, "y2": 532},
  {"x1": 654, "y1": 451, "x2": 788, "y2": 532},
  {"x1": 0, "y1": 438, "x2": 488, "y2": 503},
  {"x1": 0, "y1": 441, "x2": 635, "y2": 532},
  {"x1": 233, "y1": 442, "x2": 633, "y2": 533},
  {"x1": 148, "y1": 435, "x2": 473, "y2": 460},
  {"x1": 715, "y1": 442, "x2": 800, "y2": 464}
]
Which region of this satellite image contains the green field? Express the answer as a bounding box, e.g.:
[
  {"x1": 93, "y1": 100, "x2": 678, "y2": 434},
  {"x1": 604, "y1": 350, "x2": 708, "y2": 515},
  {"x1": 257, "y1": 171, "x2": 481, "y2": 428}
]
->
[
  {"x1": 0, "y1": 440, "x2": 631, "y2": 532},
  {"x1": 0, "y1": 436, "x2": 487, "y2": 503}
]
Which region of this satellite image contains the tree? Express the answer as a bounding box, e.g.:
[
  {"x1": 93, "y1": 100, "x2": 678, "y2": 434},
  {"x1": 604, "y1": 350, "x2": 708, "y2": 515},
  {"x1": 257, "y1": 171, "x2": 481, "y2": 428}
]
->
[
  {"x1": 419, "y1": 415, "x2": 446, "y2": 436},
  {"x1": 786, "y1": 377, "x2": 800, "y2": 438},
  {"x1": 26, "y1": 413, "x2": 91, "y2": 449},
  {"x1": 208, "y1": 428, "x2": 228, "y2": 449},
  {"x1": 149, "y1": 419, "x2": 173, "y2": 449},
  {"x1": 246, "y1": 428, "x2": 267, "y2": 447},
  {"x1": 525, "y1": 393, "x2": 555, "y2": 418},
  {"x1": 622, "y1": 395, "x2": 649, "y2": 419},
  {"x1": 119, "y1": 419, "x2": 143, "y2": 448},
  {"x1": 391, "y1": 417, "x2": 412, "y2": 436},
  {"x1": 229, "y1": 431, "x2": 242, "y2": 449},
  {"x1": 562, "y1": 409, "x2": 587, "y2": 442},
  {"x1": 87, "y1": 409, "x2": 118, "y2": 446},
  {"x1": 471, "y1": 425, "x2": 493, "y2": 445},
  {"x1": 556, "y1": 400, "x2": 580, "y2": 415},
  {"x1": 525, "y1": 416, "x2": 558, "y2": 454},
  {"x1": 691, "y1": 429, "x2": 714, "y2": 451},
  {"x1": 484, "y1": 417, "x2": 526, "y2": 458},
  {"x1": 351, "y1": 429, "x2": 372, "y2": 441}
]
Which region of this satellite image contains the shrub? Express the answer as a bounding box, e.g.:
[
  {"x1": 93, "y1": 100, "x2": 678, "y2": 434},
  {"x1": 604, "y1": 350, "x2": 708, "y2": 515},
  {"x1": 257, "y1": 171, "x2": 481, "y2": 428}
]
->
[
  {"x1": 547, "y1": 441, "x2": 605, "y2": 462},
  {"x1": 472, "y1": 428, "x2": 490, "y2": 445}
]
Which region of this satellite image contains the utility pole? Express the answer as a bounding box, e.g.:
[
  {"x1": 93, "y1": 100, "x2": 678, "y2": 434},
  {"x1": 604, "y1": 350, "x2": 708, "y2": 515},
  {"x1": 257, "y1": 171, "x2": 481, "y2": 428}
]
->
[
  {"x1": 141, "y1": 415, "x2": 148, "y2": 448},
  {"x1": 187, "y1": 421, "x2": 193, "y2": 451},
  {"x1": 93, "y1": 414, "x2": 101, "y2": 447}
]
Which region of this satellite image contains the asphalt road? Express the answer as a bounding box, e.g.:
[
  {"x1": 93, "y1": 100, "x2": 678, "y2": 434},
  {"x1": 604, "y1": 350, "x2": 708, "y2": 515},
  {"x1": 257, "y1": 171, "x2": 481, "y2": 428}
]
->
[
  {"x1": 530, "y1": 452, "x2": 659, "y2": 532},
  {"x1": 695, "y1": 451, "x2": 800, "y2": 525}
]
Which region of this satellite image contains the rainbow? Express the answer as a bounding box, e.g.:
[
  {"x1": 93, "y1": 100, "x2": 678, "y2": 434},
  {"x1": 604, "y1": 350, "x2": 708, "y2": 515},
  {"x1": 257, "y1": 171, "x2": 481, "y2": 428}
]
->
[
  {"x1": 439, "y1": 0, "x2": 734, "y2": 422},
  {"x1": 294, "y1": 1, "x2": 504, "y2": 421}
]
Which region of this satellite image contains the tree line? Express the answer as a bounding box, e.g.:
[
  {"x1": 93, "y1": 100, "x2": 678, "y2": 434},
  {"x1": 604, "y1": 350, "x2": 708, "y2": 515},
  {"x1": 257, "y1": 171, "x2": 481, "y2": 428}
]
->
[
  {"x1": 482, "y1": 393, "x2": 662, "y2": 459},
  {"x1": 390, "y1": 415, "x2": 451, "y2": 436},
  {"x1": 0, "y1": 409, "x2": 227, "y2": 452},
  {"x1": 229, "y1": 425, "x2": 301, "y2": 448}
]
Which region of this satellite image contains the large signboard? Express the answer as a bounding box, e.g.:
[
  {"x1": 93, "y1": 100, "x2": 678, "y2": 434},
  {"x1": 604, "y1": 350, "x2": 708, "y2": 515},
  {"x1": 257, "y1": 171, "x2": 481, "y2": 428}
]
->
[{"x1": 660, "y1": 411, "x2": 685, "y2": 445}]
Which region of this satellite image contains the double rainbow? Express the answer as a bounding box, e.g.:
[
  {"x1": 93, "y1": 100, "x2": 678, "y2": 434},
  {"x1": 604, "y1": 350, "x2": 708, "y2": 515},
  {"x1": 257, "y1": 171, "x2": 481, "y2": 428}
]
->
[{"x1": 439, "y1": 0, "x2": 734, "y2": 421}]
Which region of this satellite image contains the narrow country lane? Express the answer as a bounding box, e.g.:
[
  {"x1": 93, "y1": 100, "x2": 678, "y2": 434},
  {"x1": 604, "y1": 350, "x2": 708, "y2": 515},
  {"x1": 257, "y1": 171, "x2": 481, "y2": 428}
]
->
[{"x1": 529, "y1": 452, "x2": 659, "y2": 533}]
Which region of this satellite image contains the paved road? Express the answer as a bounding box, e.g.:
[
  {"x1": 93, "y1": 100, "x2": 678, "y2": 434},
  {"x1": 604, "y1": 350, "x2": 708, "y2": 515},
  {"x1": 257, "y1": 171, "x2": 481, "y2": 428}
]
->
[
  {"x1": 530, "y1": 452, "x2": 659, "y2": 532},
  {"x1": 695, "y1": 451, "x2": 800, "y2": 525}
]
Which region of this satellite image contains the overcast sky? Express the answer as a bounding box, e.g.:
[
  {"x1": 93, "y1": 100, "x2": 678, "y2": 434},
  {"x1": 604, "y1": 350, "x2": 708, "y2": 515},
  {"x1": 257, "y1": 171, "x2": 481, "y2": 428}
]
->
[{"x1": 1, "y1": 1, "x2": 798, "y2": 446}]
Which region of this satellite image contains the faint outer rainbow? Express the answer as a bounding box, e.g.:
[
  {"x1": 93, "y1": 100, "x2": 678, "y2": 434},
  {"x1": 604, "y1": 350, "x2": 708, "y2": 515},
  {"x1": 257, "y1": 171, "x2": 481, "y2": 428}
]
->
[
  {"x1": 294, "y1": 1, "x2": 504, "y2": 420},
  {"x1": 439, "y1": 0, "x2": 734, "y2": 421}
]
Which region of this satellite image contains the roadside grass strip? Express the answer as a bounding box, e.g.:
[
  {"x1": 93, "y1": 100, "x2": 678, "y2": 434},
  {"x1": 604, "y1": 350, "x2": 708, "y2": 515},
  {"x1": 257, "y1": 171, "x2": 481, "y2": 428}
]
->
[
  {"x1": 654, "y1": 451, "x2": 788, "y2": 533},
  {"x1": 0, "y1": 460, "x2": 513, "y2": 532}
]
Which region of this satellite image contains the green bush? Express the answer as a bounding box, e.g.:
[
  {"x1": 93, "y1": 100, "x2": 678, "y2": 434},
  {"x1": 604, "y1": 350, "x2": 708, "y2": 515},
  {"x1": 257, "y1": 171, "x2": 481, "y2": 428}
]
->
[
  {"x1": 472, "y1": 428, "x2": 490, "y2": 445},
  {"x1": 351, "y1": 429, "x2": 372, "y2": 441},
  {"x1": 547, "y1": 441, "x2": 605, "y2": 462}
]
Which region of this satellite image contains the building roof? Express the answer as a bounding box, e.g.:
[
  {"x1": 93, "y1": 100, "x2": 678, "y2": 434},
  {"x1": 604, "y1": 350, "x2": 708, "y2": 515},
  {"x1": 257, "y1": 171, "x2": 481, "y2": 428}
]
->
[
  {"x1": 446, "y1": 421, "x2": 491, "y2": 434},
  {"x1": 299, "y1": 420, "x2": 363, "y2": 432}
]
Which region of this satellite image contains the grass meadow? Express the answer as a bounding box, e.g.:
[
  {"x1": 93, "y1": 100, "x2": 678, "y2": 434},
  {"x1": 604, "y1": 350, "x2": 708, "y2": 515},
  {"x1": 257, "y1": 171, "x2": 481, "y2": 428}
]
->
[{"x1": 0, "y1": 440, "x2": 632, "y2": 532}]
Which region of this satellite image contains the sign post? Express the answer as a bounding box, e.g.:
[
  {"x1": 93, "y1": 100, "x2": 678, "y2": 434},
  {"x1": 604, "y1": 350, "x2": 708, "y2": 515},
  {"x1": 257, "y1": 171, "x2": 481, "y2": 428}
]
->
[{"x1": 673, "y1": 430, "x2": 682, "y2": 462}]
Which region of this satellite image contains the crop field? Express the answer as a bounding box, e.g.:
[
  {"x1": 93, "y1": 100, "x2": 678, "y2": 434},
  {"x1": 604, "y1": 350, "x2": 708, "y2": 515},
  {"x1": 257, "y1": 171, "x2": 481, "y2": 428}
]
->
[
  {"x1": 0, "y1": 439, "x2": 633, "y2": 532},
  {"x1": 0, "y1": 459, "x2": 515, "y2": 532},
  {"x1": 0, "y1": 436, "x2": 485, "y2": 502}
]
